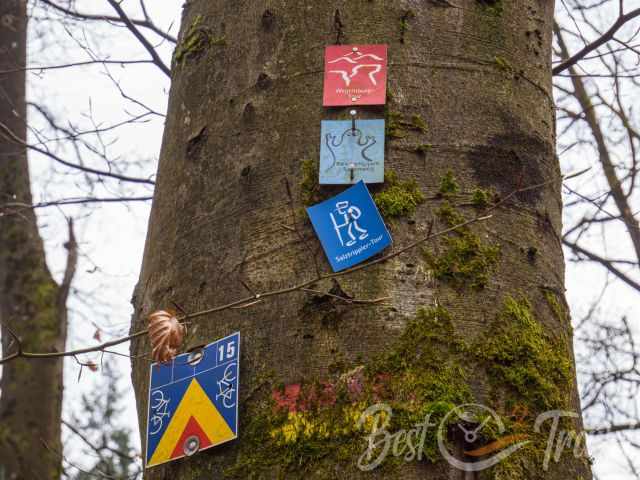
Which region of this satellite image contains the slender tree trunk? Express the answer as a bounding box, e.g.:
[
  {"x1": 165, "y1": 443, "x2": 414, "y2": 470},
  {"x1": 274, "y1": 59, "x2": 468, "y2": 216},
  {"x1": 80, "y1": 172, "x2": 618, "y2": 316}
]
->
[
  {"x1": 0, "y1": 1, "x2": 72, "y2": 478},
  {"x1": 132, "y1": 1, "x2": 592, "y2": 479}
]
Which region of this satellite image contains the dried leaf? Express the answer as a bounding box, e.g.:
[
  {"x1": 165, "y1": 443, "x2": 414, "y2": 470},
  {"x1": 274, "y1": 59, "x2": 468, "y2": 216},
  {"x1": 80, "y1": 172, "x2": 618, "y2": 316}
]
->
[{"x1": 148, "y1": 310, "x2": 186, "y2": 363}]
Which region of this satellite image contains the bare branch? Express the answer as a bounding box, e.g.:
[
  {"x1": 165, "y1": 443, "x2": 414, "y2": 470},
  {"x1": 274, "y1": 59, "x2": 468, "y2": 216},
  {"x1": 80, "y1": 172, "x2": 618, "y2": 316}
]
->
[
  {"x1": 0, "y1": 177, "x2": 561, "y2": 364},
  {"x1": 0, "y1": 120, "x2": 155, "y2": 185},
  {"x1": 553, "y1": 8, "x2": 640, "y2": 75},
  {"x1": 37, "y1": 0, "x2": 177, "y2": 44},
  {"x1": 588, "y1": 422, "x2": 640, "y2": 435},
  {"x1": 105, "y1": 0, "x2": 171, "y2": 78},
  {"x1": 563, "y1": 238, "x2": 640, "y2": 292},
  {"x1": 57, "y1": 218, "x2": 78, "y2": 312}
]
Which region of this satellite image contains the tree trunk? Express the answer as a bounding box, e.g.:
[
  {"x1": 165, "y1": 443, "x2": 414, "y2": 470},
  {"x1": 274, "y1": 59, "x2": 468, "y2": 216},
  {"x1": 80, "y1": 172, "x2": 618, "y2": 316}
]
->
[
  {"x1": 0, "y1": 1, "x2": 70, "y2": 478},
  {"x1": 132, "y1": 1, "x2": 593, "y2": 479}
]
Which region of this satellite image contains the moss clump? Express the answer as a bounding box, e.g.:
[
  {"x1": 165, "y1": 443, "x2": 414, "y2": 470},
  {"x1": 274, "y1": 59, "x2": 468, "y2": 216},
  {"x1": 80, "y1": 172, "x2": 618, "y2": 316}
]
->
[
  {"x1": 228, "y1": 299, "x2": 583, "y2": 478},
  {"x1": 479, "y1": 0, "x2": 504, "y2": 16},
  {"x1": 174, "y1": 15, "x2": 224, "y2": 64},
  {"x1": 414, "y1": 143, "x2": 432, "y2": 154},
  {"x1": 438, "y1": 170, "x2": 460, "y2": 197},
  {"x1": 435, "y1": 201, "x2": 465, "y2": 226},
  {"x1": 228, "y1": 307, "x2": 472, "y2": 478},
  {"x1": 472, "y1": 188, "x2": 492, "y2": 208},
  {"x1": 544, "y1": 290, "x2": 569, "y2": 324},
  {"x1": 385, "y1": 111, "x2": 428, "y2": 139},
  {"x1": 374, "y1": 170, "x2": 425, "y2": 218},
  {"x1": 424, "y1": 233, "x2": 500, "y2": 290},
  {"x1": 423, "y1": 201, "x2": 500, "y2": 290},
  {"x1": 385, "y1": 111, "x2": 407, "y2": 139},
  {"x1": 368, "y1": 306, "x2": 473, "y2": 461},
  {"x1": 470, "y1": 296, "x2": 579, "y2": 478},
  {"x1": 300, "y1": 158, "x2": 320, "y2": 206},
  {"x1": 411, "y1": 115, "x2": 428, "y2": 134},
  {"x1": 494, "y1": 55, "x2": 513, "y2": 74},
  {"x1": 475, "y1": 296, "x2": 573, "y2": 412},
  {"x1": 399, "y1": 10, "x2": 415, "y2": 44}
]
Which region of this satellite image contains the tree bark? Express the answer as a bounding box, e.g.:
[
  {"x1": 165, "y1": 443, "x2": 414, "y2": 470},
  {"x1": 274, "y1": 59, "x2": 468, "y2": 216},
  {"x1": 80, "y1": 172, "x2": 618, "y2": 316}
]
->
[
  {"x1": 132, "y1": 1, "x2": 593, "y2": 479},
  {"x1": 0, "y1": 1, "x2": 70, "y2": 478}
]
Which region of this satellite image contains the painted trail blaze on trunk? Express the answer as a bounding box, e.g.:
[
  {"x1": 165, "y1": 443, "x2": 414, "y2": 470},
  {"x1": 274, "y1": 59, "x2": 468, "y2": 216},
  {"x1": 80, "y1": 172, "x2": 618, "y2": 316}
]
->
[{"x1": 132, "y1": 1, "x2": 592, "y2": 479}]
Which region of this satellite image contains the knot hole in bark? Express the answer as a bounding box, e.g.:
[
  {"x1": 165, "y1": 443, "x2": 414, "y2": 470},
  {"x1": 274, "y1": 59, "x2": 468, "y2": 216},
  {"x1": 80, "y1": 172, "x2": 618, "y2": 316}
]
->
[
  {"x1": 242, "y1": 102, "x2": 256, "y2": 125},
  {"x1": 261, "y1": 9, "x2": 276, "y2": 31},
  {"x1": 256, "y1": 72, "x2": 272, "y2": 90}
]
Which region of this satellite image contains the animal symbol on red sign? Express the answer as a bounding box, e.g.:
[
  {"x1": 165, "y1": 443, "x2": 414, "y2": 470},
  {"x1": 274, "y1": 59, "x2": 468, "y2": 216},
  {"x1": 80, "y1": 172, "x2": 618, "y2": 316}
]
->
[{"x1": 323, "y1": 45, "x2": 388, "y2": 106}]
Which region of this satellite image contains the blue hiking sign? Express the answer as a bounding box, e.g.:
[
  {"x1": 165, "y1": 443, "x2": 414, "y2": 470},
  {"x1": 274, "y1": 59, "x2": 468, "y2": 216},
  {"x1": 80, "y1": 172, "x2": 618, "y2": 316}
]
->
[{"x1": 306, "y1": 181, "x2": 392, "y2": 272}]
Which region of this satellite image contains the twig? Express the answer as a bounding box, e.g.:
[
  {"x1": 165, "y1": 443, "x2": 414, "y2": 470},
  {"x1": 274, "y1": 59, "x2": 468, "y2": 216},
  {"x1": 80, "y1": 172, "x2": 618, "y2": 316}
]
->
[
  {"x1": 587, "y1": 422, "x2": 640, "y2": 435},
  {"x1": 301, "y1": 288, "x2": 390, "y2": 305},
  {"x1": 0, "y1": 179, "x2": 552, "y2": 364},
  {"x1": 553, "y1": 8, "x2": 640, "y2": 75},
  {"x1": 38, "y1": 0, "x2": 177, "y2": 44},
  {"x1": 0, "y1": 121, "x2": 155, "y2": 185},
  {"x1": 105, "y1": 0, "x2": 171, "y2": 78}
]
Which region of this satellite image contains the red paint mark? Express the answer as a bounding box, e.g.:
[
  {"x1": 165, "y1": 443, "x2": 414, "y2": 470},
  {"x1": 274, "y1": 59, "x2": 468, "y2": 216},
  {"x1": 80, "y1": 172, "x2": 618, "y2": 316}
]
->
[
  {"x1": 272, "y1": 383, "x2": 302, "y2": 412},
  {"x1": 323, "y1": 45, "x2": 388, "y2": 106},
  {"x1": 346, "y1": 370, "x2": 364, "y2": 400},
  {"x1": 372, "y1": 373, "x2": 391, "y2": 401},
  {"x1": 318, "y1": 381, "x2": 337, "y2": 407},
  {"x1": 170, "y1": 416, "x2": 212, "y2": 459}
]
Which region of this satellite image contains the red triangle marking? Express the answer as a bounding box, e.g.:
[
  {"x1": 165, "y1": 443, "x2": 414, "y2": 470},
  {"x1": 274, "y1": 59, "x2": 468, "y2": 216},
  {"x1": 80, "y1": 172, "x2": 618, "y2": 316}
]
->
[{"x1": 170, "y1": 415, "x2": 213, "y2": 459}]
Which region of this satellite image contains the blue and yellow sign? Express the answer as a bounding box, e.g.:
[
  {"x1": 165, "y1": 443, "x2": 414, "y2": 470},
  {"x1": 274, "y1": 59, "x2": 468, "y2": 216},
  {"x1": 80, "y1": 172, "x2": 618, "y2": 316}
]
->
[{"x1": 145, "y1": 332, "x2": 240, "y2": 468}]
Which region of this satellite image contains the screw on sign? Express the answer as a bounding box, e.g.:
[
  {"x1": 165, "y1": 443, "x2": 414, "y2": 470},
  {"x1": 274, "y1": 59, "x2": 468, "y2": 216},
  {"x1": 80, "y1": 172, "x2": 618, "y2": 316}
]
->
[
  {"x1": 145, "y1": 332, "x2": 240, "y2": 468},
  {"x1": 323, "y1": 45, "x2": 388, "y2": 106}
]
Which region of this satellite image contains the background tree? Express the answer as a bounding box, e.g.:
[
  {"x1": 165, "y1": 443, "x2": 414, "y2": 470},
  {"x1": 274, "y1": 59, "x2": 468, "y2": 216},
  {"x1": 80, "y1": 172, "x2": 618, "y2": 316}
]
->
[
  {"x1": 66, "y1": 361, "x2": 140, "y2": 480},
  {"x1": 1, "y1": 0, "x2": 174, "y2": 477},
  {"x1": 0, "y1": 0, "x2": 76, "y2": 477},
  {"x1": 554, "y1": 2, "x2": 640, "y2": 476},
  {"x1": 130, "y1": 1, "x2": 592, "y2": 479}
]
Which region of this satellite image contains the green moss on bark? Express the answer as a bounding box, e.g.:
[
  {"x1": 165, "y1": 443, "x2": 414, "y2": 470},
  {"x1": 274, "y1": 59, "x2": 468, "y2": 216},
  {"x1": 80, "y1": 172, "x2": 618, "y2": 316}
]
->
[
  {"x1": 385, "y1": 111, "x2": 428, "y2": 139},
  {"x1": 374, "y1": 171, "x2": 425, "y2": 218},
  {"x1": 227, "y1": 306, "x2": 471, "y2": 478},
  {"x1": 300, "y1": 158, "x2": 321, "y2": 206},
  {"x1": 544, "y1": 290, "x2": 569, "y2": 324},
  {"x1": 472, "y1": 188, "x2": 492, "y2": 207},
  {"x1": 174, "y1": 15, "x2": 224, "y2": 65},
  {"x1": 227, "y1": 298, "x2": 581, "y2": 478},
  {"x1": 423, "y1": 201, "x2": 500, "y2": 290},
  {"x1": 438, "y1": 170, "x2": 460, "y2": 197},
  {"x1": 474, "y1": 296, "x2": 573, "y2": 412},
  {"x1": 368, "y1": 306, "x2": 473, "y2": 463}
]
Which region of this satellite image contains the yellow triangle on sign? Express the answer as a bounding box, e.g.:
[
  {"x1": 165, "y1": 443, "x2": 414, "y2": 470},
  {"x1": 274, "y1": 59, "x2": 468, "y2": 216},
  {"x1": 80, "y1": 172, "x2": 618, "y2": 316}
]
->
[{"x1": 148, "y1": 378, "x2": 235, "y2": 467}]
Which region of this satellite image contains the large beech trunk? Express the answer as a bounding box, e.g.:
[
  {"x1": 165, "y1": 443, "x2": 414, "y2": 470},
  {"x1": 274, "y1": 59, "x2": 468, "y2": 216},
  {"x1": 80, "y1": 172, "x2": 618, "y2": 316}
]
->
[
  {"x1": 132, "y1": 1, "x2": 592, "y2": 479},
  {"x1": 0, "y1": 1, "x2": 68, "y2": 478}
]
